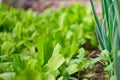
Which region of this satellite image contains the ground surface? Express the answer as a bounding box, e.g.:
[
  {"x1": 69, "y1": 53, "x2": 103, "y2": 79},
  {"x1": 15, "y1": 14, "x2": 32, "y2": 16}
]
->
[{"x1": 24, "y1": 0, "x2": 101, "y2": 14}]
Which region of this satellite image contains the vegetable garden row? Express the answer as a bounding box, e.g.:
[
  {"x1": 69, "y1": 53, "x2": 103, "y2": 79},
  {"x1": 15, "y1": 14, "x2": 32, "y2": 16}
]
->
[{"x1": 0, "y1": 0, "x2": 120, "y2": 80}]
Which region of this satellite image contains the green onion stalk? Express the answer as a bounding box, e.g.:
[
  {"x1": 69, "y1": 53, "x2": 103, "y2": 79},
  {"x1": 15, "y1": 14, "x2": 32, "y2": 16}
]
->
[{"x1": 90, "y1": 0, "x2": 120, "y2": 80}]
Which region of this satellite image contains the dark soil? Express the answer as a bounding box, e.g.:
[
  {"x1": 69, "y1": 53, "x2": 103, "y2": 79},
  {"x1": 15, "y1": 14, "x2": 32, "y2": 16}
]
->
[
  {"x1": 73, "y1": 41, "x2": 108, "y2": 80},
  {"x1": 71, "y1": 49, "x2": 108, "y2": 80},
  {"x1": 82, "y1": 40, "x2": 108, "y2": 80}
]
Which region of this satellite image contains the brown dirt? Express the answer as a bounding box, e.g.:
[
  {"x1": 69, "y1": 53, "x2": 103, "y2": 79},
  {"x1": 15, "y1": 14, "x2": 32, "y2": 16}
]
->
[
  {"x1": 82, "y1": 40, "x2": 108, "y2": 80},
  {"x1": 71, "y1": 50, "x2": 108, "y2": 80},
  {"x1": 23, "y1": 0, "x2": 101, "y2": 14}
]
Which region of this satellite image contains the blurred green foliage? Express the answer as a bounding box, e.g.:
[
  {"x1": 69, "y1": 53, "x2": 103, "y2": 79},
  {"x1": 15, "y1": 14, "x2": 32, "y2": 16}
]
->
[{"x1": 0, "y1": 3, "x2": 98, "y2": 80}]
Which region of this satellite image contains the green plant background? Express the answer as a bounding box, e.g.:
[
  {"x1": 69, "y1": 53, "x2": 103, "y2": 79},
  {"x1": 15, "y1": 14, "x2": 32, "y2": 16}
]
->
[{"x1": 0, "y1": 3, "x2": 104, "y2": 80}]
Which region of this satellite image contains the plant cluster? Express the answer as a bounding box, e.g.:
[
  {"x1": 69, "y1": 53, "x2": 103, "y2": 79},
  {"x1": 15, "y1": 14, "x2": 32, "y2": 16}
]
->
[{"x1": 0, "y1": 3, "x2": 104, "y2": 80}]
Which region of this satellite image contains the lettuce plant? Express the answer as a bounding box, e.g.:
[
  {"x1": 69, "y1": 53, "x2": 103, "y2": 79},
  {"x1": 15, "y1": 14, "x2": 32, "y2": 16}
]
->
[{"x1": 0, "y1": 3, "x2": 98, "y2": 80}]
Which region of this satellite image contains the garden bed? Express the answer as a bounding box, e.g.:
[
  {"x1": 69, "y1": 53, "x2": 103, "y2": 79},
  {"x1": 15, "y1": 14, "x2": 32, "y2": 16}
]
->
[{"x1": 0, "y1": 1, "x2": 108, "y2": 80}]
